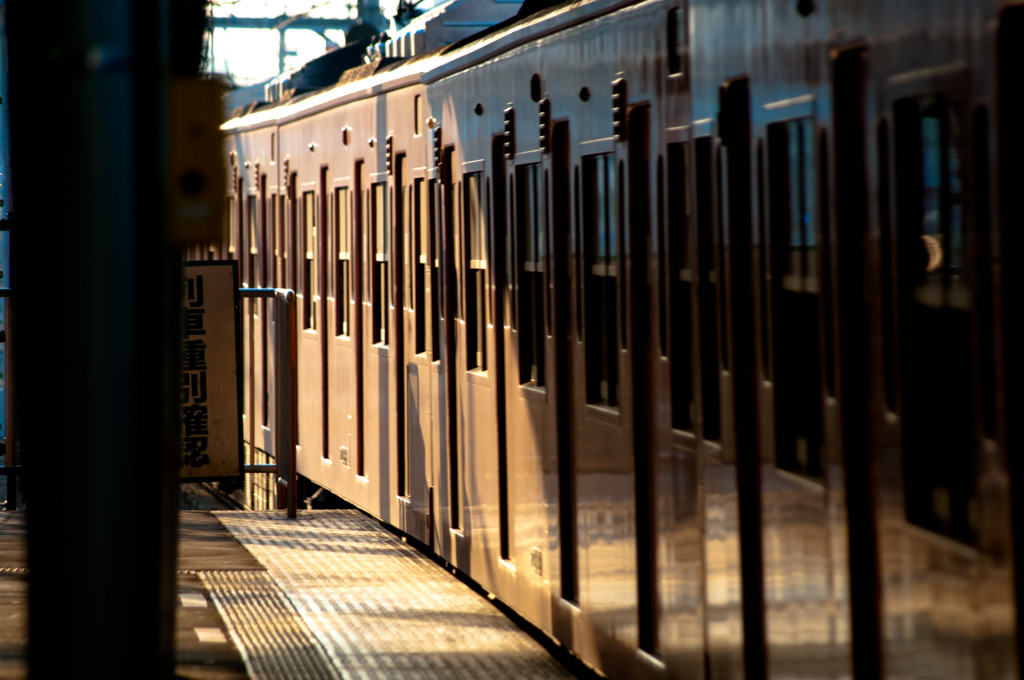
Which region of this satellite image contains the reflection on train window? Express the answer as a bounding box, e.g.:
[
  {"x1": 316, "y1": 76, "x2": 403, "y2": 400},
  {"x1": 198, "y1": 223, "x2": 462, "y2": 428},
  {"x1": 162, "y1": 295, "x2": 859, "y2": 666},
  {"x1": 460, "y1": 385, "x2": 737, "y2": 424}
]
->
[
  {"x1": 335, "y1": 187, "x2": 351, "y2": 337},
  {"x1": 371, "y1": 182, "x2": 389, "y2": 345},
  {"x1": 516, "y1": 163, "x2": 545, "y2": 385},
  {"x1": 583, "y1": 153, "x2": 618, "y2": 406},
  {"x1": 464, "y1": 172, "x2": 488, "y2": 370},
  {"x1": 893, "y1": 94, "x2": 975, "y2": 544},
  {"x1": 667, "y1": 143, "x2": 693, "y2": 430},
  {"x1": 302, "y1": 191, "x2": 317, "y2": 331},
  {"x1": 414, "y1": 179, "x2": 427, "y2": 354},
  {"x1": 767, "y1": 117, "x2": 822, "y2": 478},
  {"x1": 247, "y1": 195, "x2": 258, "y2": 287}
]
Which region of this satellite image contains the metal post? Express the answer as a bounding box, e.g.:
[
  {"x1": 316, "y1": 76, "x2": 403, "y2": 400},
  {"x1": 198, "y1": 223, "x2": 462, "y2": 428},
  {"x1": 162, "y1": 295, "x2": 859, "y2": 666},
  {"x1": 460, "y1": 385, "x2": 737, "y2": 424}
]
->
[
  {"x1": 273, "y1": 289, "x2": 298, "y2": 518},
  {"x1": 7, "y1": 1, "x2": 178, "y2": 676},
  {"x1": 240, "y1": 287, "x2": 296, "y2": 516}
]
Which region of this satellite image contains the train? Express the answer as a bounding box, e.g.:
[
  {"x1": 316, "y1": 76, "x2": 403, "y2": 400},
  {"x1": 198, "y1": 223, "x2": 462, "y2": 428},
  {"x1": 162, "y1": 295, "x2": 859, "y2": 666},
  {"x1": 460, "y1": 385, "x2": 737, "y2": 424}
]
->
[{"x1": 188, "y1": 0, "x2": 1024, "y2": 677}]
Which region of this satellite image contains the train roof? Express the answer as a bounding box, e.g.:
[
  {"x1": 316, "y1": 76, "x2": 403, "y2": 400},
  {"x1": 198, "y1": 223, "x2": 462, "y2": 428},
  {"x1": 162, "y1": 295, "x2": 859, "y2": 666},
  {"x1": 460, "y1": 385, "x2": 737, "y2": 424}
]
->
[{"x1": 221, "y1": 0, "x2": 635, "y2": 133}]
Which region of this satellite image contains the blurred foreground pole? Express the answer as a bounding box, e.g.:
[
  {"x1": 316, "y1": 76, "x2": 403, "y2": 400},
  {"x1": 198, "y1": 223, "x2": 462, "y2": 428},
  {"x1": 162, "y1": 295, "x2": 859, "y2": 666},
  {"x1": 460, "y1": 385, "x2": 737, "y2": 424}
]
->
[{"x1": 7, "y1": 1, "x2": 180, "y2": 678}]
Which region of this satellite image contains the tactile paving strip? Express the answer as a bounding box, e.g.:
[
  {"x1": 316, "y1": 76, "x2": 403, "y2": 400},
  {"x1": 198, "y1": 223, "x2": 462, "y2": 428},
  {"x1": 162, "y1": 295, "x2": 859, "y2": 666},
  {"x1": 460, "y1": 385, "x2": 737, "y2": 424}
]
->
[
  {"x1": 200, "y1": 569, "x2": 336, "y2": 679},
  {"x1": 215, "y1": 509, "x2": 575, "y2": 679}
]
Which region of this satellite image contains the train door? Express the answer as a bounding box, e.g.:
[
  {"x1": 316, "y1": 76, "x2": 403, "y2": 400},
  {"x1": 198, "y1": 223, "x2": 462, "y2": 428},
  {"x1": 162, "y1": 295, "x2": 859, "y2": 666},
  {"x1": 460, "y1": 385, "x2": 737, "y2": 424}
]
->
[
  {"x1": 427, "y1": 133, "x2": 444, "y2": 550},
  {"x1": 572, "y1": 88, "x2": 642, "y2": 660},
  {"x1": 361, "y1": 160, "x2": 391, "y2": 514},
  {"x1": 440, "y1": 144, "x2": 458, "y2": 552},
  {"x1": 295, "y1": 172, "x2": 324, "y2": 470},
  {"x1": 326, "y1": 171, "x2": 357, "y2": 492},
  {"x1": 870, "y1": 62, "x2": 1016, "y2": 679},
  {"x1": 403, "y1": 168, "x2": 433, "y2": 543},
  {"x1": 318, "y1": 168, "x2": 329, "y2": 473},
  {"x1": 258, "y1": 173, "x2": 272, "y2": 467},
  {"x1": 655, "y1": 131, "x2": 704, "y2": 677},
  {"x1": 457, "y1": 158, "x2": 498, "y2": 572},
  {"x1": 243, "y1": 190, "x2": 256, "y2": 478},
  {"x1": 391, "y1": 150, "x2": 408, "y2": 524},
  {"x1": 755, "y1": 93, "x2": 850, "y2": 677},
  {"x1": 489, "y1": 135, "x2": 511, "y2": 573}
]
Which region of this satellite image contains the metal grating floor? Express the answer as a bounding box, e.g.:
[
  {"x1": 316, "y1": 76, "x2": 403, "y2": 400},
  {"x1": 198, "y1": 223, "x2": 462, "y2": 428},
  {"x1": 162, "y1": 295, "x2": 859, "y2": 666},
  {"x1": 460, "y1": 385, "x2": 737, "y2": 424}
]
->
[{"x1": 212, "y1": 510, "x2": 576, "y2": 680}]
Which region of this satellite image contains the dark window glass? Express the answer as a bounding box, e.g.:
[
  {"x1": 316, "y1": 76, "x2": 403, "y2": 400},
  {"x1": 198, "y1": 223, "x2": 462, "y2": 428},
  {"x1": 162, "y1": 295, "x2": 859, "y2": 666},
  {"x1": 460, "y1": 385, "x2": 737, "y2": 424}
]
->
[
  {"x1": 414, "y1": 179, "x2": 427, "y2": 353},
  {"x1": 667, "y1": 143, "x2": 693, "y2": 430},
  {"x1": 302, "y1": 190, "x2": 317, "y2": 330},
  {"x1": 430, "y1": 179, "x2": 441, "y2": 360},
  {"x1": 516, "y1": 163, "x2": 545, "y2": 385},
  {"x1": 893, "y1": 95, "x2": 975, "y2": 544},
  {"x1": 246, "y1": 195, "x2": 257, "y2": 287},
  {"x1": 335, "y1": 187, "x2": 351, "y2": 337},
  {"x1": 371, "y1": 182, "x2": 389, "y2": 344},
  {"x1": 464, "y1": 173, "x2": 487, "y2": 370},
  {"x1": 695, "y1": 138, "x2": 720, "y2": 439},
  {"x1": 767, "y1": 117, "x2": 822, "y2": 478},
  {"x1": 583, "y1": 153, "x2": 618, "y2": 405}
]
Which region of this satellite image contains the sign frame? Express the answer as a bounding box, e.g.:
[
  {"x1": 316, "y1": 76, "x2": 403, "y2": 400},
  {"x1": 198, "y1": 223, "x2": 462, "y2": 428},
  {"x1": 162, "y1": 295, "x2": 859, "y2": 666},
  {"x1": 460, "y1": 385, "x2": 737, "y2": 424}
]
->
[{"x1": 180, "y1": 259, "x2": 244, "y2": 484}]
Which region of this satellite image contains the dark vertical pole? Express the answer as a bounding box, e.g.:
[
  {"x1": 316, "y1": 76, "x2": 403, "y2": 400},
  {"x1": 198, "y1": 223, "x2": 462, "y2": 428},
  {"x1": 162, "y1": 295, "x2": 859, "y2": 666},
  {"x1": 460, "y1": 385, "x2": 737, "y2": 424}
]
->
[
  {"x1": 490, "y1": 136, "x2": 510, "y2": 560},
  {"x1": 8, "y1": 0, "x2": 177, "y2": 677},
  {"x1": 832, "y1": 47, "x2": 881, "y2": 680},
  {"x1": 442, "y1": 147, "x2": 459, "y2": 530},
  {"x1": 720, "y1": 77, "x2": 766, "y2": 680},
  {"x1": 552, "y1": 121, "x2": 576, "y2": 601},
  {"x1": 0, "y1": 1, "x2": 12, "y2": 511},
  {"x1": 627, "y1": 106, "x2": 655, "y2": 651},
  {"x1": 998, "y1": 7, "x2": 1024, "y2": 664}
]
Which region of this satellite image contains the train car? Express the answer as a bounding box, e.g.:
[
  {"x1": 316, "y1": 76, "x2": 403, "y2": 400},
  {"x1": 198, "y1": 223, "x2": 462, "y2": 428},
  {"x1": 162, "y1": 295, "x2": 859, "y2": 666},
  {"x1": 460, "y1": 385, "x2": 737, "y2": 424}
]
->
[{"x1": 188, "y1": 0, "x2": 1023, "y2": 677}]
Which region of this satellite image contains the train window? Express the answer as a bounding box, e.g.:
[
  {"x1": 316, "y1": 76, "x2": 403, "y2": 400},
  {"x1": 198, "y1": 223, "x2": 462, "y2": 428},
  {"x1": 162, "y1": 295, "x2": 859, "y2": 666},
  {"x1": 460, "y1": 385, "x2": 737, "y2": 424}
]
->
[
  {"x1": 667, "y1": 143, "x2": 693, "y2": 430},
  {"x1": 261, "y1": 181, "x2": 271, "y2": 428},
  {"x1": 371, "y1": 182, "x2": 389, "y2": 345},
  {"x1": 667, "y1": 8, "x2": 683, "y2": 76},
  {"x1": 430, "y1": 179, "x2": 441, "y2": 360},
  {"x1": 302, "y1": 190, "x2": 317, "y2": 330},
  {"x1": 273, "y1": 194, "x2": 281, "y2": 287},
  {"x1": 335, "y1": 187, "x2": 351, "y2": 337},
  {"x1": 287, "y1": 173, "x2": 297, "y2": 290},
  {"x1": 695, "y1": 137, "x2": 720, "y2": 439},
  {"x1": 893, "y1": 94, "x2": 975, "y2": 543},
  {"x1": 583, "y1": 153, "x2": 618, "y2": 406},
  {"x1": 247, "y1": 195, "x2": 257, "y2": 287},
  {"x1": 262, "y1": 178, "x2": 271, "y2": 288},
  {"x1": 766, "y1": 117, "x2": 822, "y2": 478},
  {"x1": 414, "y1": 179, "x2": 427, "y2": 354},
  {"x1": 464, "y1": 172, "x2": 487, "y2": 370},
  {"x1": 516, "y1": 163, "x2": 545, "y2": 385},
  {"x1": 227, "y1": 196, "x2": 237, "y2": 256}
]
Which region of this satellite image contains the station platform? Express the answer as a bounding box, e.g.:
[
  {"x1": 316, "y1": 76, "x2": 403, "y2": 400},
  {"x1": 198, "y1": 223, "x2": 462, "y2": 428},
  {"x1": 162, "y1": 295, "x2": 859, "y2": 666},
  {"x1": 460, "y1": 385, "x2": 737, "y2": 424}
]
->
[{"x1": 0, "y1": 508, "x2": 582, "y2": 679}]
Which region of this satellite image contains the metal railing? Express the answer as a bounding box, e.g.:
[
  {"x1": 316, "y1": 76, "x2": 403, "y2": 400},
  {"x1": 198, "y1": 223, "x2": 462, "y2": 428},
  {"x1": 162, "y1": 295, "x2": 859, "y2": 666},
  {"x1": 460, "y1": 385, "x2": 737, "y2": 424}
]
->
[
  {"x1": 238, "y1": 288, "x2": 297, "y2": 518},
  {"x1": 1, "y1": 287, "x2": 300, "y2": 516}
]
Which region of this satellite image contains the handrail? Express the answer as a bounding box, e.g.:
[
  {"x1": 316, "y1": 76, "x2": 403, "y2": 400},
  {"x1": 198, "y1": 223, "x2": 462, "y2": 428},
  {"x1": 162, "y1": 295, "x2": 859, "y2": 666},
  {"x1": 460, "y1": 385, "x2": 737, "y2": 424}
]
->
[{"x1": 236, "y1": 287, "x2": 297, "y2": 517}]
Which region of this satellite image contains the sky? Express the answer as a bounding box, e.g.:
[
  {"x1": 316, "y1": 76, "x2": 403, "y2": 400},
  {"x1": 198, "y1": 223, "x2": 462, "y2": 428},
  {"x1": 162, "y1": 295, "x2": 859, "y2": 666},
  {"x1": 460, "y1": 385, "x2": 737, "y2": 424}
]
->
[{"x1": 206, "y1": 0, "x2": 404, "y2": 86}]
